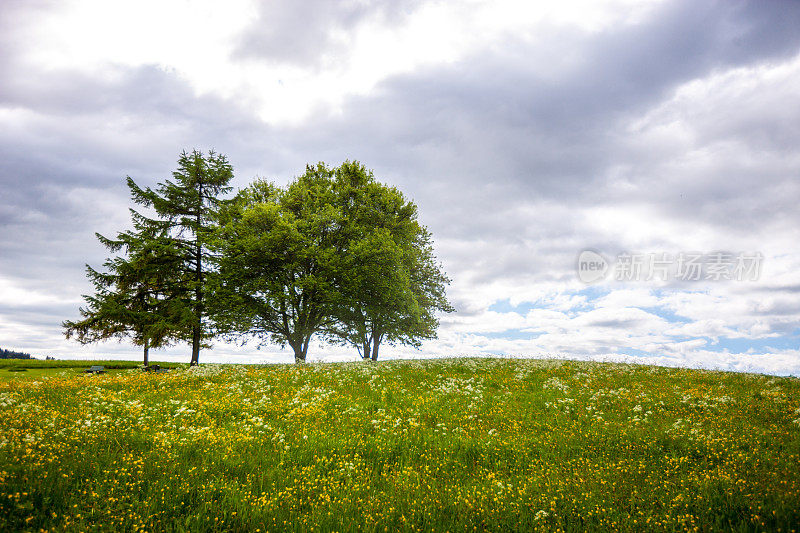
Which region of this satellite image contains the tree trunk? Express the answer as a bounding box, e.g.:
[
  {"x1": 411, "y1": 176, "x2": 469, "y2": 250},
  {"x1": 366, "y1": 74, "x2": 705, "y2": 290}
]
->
[
  {"x1": 290, "y1": 339, "x2": 306, "y2": 364},
  {"x1": 143, "y1": 338, "x2": 149, "y2": 367},
  {"x1": 300, "y1": 335, "x2": 311, "y2": 363},
  {"x1": 361, "y1": 340, "x2": 371, "y2": 361},
  {"x1": 371, "y1": 335, "x2": 380, "y2": 362},
  {"x1": 190, "y1": 253, "x2": 202, "y2": 366},
  {"x1": 191, "y1": 179, "x2": 203, "y2": 367},
  {"x1": 190, "y1": 325, "x2": 200, "y2": 366}
]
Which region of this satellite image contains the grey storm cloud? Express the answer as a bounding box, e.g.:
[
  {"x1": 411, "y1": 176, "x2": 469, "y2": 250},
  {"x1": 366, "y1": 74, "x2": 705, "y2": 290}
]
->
[
  {"x1": 0, "y1": 0, "x2": 799, "y2": 368},
  {"x1": 290, "y1": 0, "x2": 800, "y2": 187},
  {"x1": 256, "y1": 0, "x2": 800, "y2": 286}
]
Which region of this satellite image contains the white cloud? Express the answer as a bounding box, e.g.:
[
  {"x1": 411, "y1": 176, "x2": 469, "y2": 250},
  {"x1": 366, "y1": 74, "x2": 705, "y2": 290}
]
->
[
  {"x1": 14, "y1": 0, "x2": 665, "y2": 125},
  {"x1": 1, "y1": 0, "x2": 799, "y2": 374}
]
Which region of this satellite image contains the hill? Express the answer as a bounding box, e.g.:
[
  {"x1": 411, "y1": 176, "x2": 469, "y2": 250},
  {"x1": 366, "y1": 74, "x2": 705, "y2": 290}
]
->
[{"x1": 0, "y1": 358, "x2": 798, "y2": 531}]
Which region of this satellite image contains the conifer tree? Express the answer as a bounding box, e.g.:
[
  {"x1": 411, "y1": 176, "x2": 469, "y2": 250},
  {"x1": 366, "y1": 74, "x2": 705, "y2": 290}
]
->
[
  {"x1": 63, "y1": 211, "x2": 192, "y2": 364},
  {"x1": 125, "y1": 150, "x2": 234, "y2": 365}
]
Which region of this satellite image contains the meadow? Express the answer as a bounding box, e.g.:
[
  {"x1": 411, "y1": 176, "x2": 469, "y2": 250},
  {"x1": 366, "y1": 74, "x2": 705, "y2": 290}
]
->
[
  {"x1": 0, "y1": 357, "x2": 798, "y2": 532},
  {"x1": 0, "y1": 360, "x2": 146, "y2": 381}
]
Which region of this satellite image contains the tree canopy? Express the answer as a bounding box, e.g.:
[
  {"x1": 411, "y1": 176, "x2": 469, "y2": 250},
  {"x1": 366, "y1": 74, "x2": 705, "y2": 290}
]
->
[
  {"x1": 210, "y1": 164, "x2": 342, "y2": 363},
  {"x1": 65, "y1": 153, "x2": 452, "y2": 363},
  {"x1": 62, "y1": 199, "x2": 193, "y2": 364},
  {"x1": 328, "y1": 161, "x2": 453, "y2": 360},
  {"x1": 125, "y1": 150, "x2": 234, "y2": 365}
]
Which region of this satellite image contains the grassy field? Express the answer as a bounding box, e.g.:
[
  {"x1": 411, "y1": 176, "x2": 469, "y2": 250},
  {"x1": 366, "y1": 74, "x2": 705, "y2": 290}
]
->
[
  {"x1": 0, "y1": 358, "x2": 798, "y2": 532},
  {"x1": 0, "y1": 359, "x2": 175, "y2": 382}
]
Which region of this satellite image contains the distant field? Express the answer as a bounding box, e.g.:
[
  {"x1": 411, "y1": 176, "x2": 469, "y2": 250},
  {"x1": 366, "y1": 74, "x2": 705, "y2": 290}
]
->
[
  {"x1": 0, "y1": 359, "x2": 152, "y2": 370},
  {"x1": 0, "y1": 359, "x2": 179, "y2": 382},
  {"x1": 0, "y1": 358, "x2": 798, "y2": 532}
]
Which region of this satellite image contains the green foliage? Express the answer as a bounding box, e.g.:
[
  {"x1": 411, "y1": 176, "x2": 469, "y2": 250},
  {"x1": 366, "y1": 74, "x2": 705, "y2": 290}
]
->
[
  {"x1": 208, "y1": 160, "x2": 452, "y2": 362},
  {"x1": 329, "y1": 161, "x2": 453, "y2": 360},
  {"x1": 66, "y1": 154, "x2": 450, "y2": 363},
  {"x1": 210, "y1": 164, "x2": 341, "y2": 363},
  {"x1": 0, "y1": 348, "x2": 32, "y2": 360},
  {"x1": 126, "y1": 149, "x2": 234, "y2": 365},
  {"x1": 64, "y1": 150, "x2": 234, "y2": 365},
  {"x1": 63, "y1": 198, "x2": 194, "y2": 365}
]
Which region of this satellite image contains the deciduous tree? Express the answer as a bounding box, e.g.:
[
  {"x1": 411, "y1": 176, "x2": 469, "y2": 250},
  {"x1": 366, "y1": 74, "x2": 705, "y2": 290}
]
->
[
  {"x1": 329, "y1": 161, "x2": 453, "y2": 361},
  {"x1": 210, "y1": 164, "x2": 340, "y2": 363}
]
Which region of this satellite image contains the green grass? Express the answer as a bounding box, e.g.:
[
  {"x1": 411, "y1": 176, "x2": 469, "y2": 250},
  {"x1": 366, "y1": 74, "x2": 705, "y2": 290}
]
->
[
  {"x1": 0, "y1": 359, "x2": 151, "y2": 370},
  {"x1": 0, "y1": 358, "x2": 798, "y2": 532},
  {"x1": 0, "y1": 360, "x2": 179, "y2": 382}
]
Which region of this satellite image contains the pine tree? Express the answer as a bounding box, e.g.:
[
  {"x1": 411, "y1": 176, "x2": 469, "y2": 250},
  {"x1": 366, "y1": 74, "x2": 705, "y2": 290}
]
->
[
  {"x1": 63, "y1": 212, "x2": 192, "y2": 364},
  {"x1": 125, "y1": 150, "x2": 234, "y2": 365}
]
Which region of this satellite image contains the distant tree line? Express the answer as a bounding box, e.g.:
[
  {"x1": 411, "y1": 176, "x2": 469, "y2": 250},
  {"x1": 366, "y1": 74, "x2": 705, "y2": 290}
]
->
[
  {"x1": 64, "y1": 150, "x2": 453, "y2": 365},
  {"x1": 0, "y1": 348, "x2": 32, "y2": 360}
]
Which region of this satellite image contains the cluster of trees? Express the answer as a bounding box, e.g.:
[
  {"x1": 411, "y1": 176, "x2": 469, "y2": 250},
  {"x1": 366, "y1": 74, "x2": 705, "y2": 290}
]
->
[
  {"x1": 63, "y1": 151, "x2": 452, "y2": 365},
  {"x1": 0, "y1": 348, "x2": 32, "y2": 360}
]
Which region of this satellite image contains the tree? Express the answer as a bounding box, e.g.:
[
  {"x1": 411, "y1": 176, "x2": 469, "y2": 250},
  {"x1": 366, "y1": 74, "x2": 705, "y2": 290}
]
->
[
  {"x1": 209, "y1": 164, "x2": 341, "y2": 363},
  {"x1": 0, "y1": 348, "x2": 32, "y2": 360},
  {"x1": 328, "y1": 161, "x2": 453, "y2": 361},
  {"x1": 126, "y1": 150, "x2": 233, "y2": 365},
  {"x1": 63, "y1": 215, "x2": 192, "y2": 365},
  {"x1": 208, "y1": 159, "x2": 452, "y2": 363}
]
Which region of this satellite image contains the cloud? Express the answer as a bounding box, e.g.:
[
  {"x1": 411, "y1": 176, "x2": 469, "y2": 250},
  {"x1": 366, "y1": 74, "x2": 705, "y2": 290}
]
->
[
  {"x1": 0, "y1": 0, "x2": 798, "y2": 374},
  {"x1": 235, "y1": 0, "x2": 424, "y2": 67}
]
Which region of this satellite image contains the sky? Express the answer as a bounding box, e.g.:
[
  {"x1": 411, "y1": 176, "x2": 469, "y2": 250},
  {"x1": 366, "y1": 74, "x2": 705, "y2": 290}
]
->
[{"x1": 1, "y1": 0, "x2": 799, "y2": 374}]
